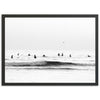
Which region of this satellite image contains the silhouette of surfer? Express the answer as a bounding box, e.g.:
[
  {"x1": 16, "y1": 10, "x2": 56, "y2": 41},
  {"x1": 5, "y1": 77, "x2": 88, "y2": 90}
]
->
[
  {"x1": 58, "y1": 53, "x2": 60, "y2": 56},
  {"x1": 17, "y1": 53, "x2": 20, "y2": 58},
  {"x1": 34, "y1": 55, "x2": 37, "y2": 59},
  {"x1": 88, "y1": 55, "x2": 91, "y2": 57},
  {"x1": 69, "y1": 54, "x2": 71, "y2": 57},
  {"x1": 28, "y1": 54, "x2": 31, "y2": 56},
  {"x1": 61, "y1": 53, "x2": 63, "y2": 56},
  {"x1": 43, "y1": 55, "x2": 46, "y2": 57},
  {"x1": 17, "y1": 53, "x2": 19, "y2": 56},
  {"x1": 11, "y1": 55, "x2": 13, "y2": 59}
]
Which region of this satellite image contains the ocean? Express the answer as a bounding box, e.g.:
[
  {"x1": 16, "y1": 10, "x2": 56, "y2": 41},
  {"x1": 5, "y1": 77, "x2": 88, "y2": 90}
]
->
[{"x1": 5, "y1": 50, "x2": 95, "y2": 83}]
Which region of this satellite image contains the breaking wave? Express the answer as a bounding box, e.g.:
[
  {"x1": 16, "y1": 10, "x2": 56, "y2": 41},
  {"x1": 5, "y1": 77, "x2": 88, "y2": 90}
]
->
[{"x1": 5, "y1": 60, "x2": 95, "y2": 67}]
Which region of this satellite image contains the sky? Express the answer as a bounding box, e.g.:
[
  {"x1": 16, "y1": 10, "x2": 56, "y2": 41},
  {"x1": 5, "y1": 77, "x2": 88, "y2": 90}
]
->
[{"x1": 5, "y1": 17, "x2": 95, "y2": 51}]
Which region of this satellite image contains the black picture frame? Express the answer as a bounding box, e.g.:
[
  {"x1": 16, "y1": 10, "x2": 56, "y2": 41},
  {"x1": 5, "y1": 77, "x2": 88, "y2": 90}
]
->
[{"x1": 1, "y1": 14, "x2": 98, "y2": 86}]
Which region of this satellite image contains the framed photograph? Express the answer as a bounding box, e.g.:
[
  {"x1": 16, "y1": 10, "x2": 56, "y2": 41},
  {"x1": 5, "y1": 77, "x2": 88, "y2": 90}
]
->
[{"x1": 2, "y1": 14, "x2": 98, "y2": 86}]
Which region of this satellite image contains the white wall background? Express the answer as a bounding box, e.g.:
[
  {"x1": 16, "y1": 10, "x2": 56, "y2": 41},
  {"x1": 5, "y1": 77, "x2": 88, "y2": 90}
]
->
[{"x1": 0, "y1": 0, "x2": 99, "y2": 100}]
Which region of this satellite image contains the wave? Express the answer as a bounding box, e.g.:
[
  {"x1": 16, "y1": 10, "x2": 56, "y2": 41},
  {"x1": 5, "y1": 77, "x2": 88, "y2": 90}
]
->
[{"x1": 5, "y1": 60, "x2": 95, "y2": 67}]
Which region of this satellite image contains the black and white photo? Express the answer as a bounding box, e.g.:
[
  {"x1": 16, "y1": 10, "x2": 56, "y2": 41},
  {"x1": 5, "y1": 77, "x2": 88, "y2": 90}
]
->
[{"x1": 2, "y1": 14, "x2": 98, "y2": 85}]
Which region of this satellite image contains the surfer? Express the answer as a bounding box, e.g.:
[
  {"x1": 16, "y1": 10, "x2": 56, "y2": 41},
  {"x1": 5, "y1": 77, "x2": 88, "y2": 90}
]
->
[
  {"x1": 34, "y1": 55, "x2": 37, "y2": 59},
  {"x1": 69, "y1": 54, "x2": 71, "y2": 57},
  {"x1": 58, "y1": 53, "x2": 60, "y2": 56},
  {"x1": 88, "y1": 55, "x2": 91, "y2": 57},
  {"x1": 28, "y1": 54, "x2": 31, "y2": 56},
  {"x1": 61, "y1": 53, "x2": 63, "y2": 56},
  {"x1": 17, "y1": 53, "x2": 19, "y2": 56},
  {"x1": 43, "y1": 55, "x2": 46, "y2": 57},
  {"x1": 17, "y1": 53, "x2": 20, "y2": 58},
  {"x1": 11, "y1": 55, "x2": 13, "y2": 59}
]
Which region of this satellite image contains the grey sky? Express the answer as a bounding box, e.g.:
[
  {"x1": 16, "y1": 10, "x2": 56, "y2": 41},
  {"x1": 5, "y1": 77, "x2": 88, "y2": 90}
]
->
[{"x1": 5, "y1": 18, "x2": 95, "y2": 51}]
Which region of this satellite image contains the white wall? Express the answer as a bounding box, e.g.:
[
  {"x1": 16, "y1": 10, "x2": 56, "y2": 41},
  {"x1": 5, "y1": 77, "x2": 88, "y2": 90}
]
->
[{"x1": 0, "y1": 0, "x2": 99, "y2": 100}]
